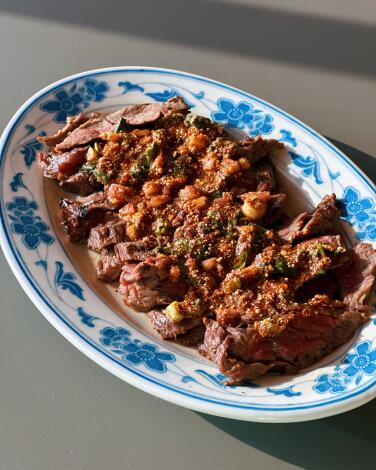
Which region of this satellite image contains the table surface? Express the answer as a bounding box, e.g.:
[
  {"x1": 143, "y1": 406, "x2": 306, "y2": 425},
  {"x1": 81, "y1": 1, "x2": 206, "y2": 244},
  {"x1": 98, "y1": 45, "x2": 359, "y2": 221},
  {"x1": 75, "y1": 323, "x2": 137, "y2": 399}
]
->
[{"x1": 0, "y1": 1, "x2": 375, "y2": 469}]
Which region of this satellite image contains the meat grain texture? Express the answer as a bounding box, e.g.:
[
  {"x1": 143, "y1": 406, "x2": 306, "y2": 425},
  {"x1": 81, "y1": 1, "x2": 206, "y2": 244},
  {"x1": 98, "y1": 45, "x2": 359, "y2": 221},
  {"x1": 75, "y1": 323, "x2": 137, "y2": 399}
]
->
[{"x1": 38, "y1": 97, "x2": 376, "y2": 384}]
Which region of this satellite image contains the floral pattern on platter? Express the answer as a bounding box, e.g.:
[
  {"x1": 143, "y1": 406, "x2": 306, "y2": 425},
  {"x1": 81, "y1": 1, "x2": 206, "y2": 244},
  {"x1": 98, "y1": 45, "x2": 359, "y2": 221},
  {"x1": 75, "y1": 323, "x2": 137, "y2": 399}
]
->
[
  {"x1": 100, "y1": 327, "x2": 175, "y2": 373},
  {"x1": 289, "y1": 151, "x2": 323, "y2": 185},
  {"x1": 211, "y1": 98, "x2": 273, "y2": 136},
  {"x1": 341, "y1": 187, "x2": 376, "y2": 242},
  {"x1": 314, "y1": 341, "x2": 376, "y2": 393},
  {"x1": 20, "y1": 131, "x2": 46, "y2": 168},
  {"x1": 279, "y1": 129, "x2": 298, "y2": 147},
  {"x1": 10, "y1": 173, "x2": 26, "y2": 192},
  {"x1": 40, "y1": 79, "x2": 109, "y2": 122},
  {"x1": 54, "y1": 261, "x2": 85, "y2": 301},
  {"x1": 6, "y1": 196, "x2": 55, "y2": 250}
]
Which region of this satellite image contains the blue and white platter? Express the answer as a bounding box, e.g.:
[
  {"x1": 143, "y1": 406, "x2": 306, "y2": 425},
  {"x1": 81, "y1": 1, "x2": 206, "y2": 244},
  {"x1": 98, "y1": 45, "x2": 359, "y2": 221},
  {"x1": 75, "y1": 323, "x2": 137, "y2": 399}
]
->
[{"x1": 0, "y1": 67, "x2": 375, "y2": 422}]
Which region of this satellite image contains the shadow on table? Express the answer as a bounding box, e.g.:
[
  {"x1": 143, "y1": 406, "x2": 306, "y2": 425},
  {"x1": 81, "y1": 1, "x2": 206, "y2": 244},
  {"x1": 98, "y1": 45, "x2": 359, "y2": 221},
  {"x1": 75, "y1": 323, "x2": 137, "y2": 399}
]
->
[
  {"x1": 199, "y1": 398, "x2": 376, "y2": 470},
  {"x1": 198, "y1": 137, "x2": 375, "y2": 470},
  {"x1": 326, "y1": 137, "x2": 376, "y2": 183},
  {"x1": 1, "y1": 0, "x2": 376, "y2": 79}
]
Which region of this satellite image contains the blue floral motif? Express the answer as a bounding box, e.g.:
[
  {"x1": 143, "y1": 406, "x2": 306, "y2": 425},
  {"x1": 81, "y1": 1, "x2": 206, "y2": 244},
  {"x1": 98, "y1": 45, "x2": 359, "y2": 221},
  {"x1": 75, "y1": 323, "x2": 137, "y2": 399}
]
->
[
  {"x1": 122, "y1": 341, "x2": 175, "y2": 372},
  {"x1": 8, "y1": 214, "x2": 54, "y2": 249},
  {"x1": 41, "y1": 85, "x2": 84, "y2": 122},
  {"x1": 78, "y1": 79, "x2": 109, "y2": 107},
  {"x1": 358, "y1": 220, "x2": 376, "y2": 241},
  {"x1": 146, "y1": 89, "x2": 177, "y2": 102},
  {"x1": 20, "y1": 131, "x2": 46, "y2": 168},
  {"x1": 100, "y1": 326, "x2": 131, "y2": 349},
  {"x1": 6, "y1": 196, "x2": 37, "y2": 215},
  {"x1": 342, "y1": 187, "x2": 374, "y2": 225},
  {"x1": 35, "y1": 259, "x2": 47, "y2": 270},
  {"x1": 313, "y1": 340, "x2": 376, "y2": 394},
  {"x1": 192, "y1": 91, "x2": 205, "y2": 100},
  {"x1": 10, "y1": 173, "x2": 26, "y2": 192},
  {"x1": 118, "y1": 81, "x2": 144, "y2": 94},
  {"x1": 25, "y1": 124, "x2": 36, "y2": 135},
  {"x1": 313, "y1": 374, "x2": 347, "y2": 394},
  {"x1": 54, "y1": 261, "x2": 84, "y2": 300},
  {"x1": 212, "y1": 98, "x2": 273, "y2": 136},
  {"x1": 6, "y1": 197, "x2": 54, "y2": 250},
  {"x1": 77, "y1": 307, "x2": 98, "y2": 328},
  {"x1": 267, "y1": 386, "x2": 302, "y2": 397},
  {"x1": 279, "y1": 129, "x2": 297, "y2": 147},
  {"x1": 289, "y1": 151, "x2": 323, "y2": 184},
  {"x1": 40, "y1": 80, "x2": 109, "y2": 122},
  {"x1": 342, "y1": 341, "x2": 376, "y2": 378}
]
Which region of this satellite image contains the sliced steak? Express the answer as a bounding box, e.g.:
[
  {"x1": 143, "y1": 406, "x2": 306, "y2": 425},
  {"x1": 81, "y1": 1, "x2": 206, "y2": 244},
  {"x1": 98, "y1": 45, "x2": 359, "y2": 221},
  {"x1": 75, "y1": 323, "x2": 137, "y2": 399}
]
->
[
  {"x1": 336, "y1": 242, "x2": 376, "y2": 311},
  {"x1": 119, "y1": 256, "x2": 187, "y2": 312},
  {"x1": 96, "y1": 248, "x2": 123, "y2": 282},
  {"x1": 60, "y1": 192, "x2": 118, "y2": 242},
  {"x1": 59, "y1": 171, "x2": 102, "y2": 196},
  {"x1": 255, "y1": 159, "x2": 276, "y2": 191},
  {"x1": 38, "y1": 112, "x2": 100, "y2": 147},
  {"x1": 88, "y1": 218, "x2": 127, "y2": 252},
  {"x1": 39, "y1": 147, "x2": 88, "y2": 181},
  {"x1": 238, "y1": 136, "x2": 284, "y2": 163},
  {"x1": 200, "y1": 301, "x2": 363, "y2": 383},
  {"x1": 278, "y1": 194, "x2": 340, "y2": 243},
  {"x1": 148, "y1": 309, "x2": 203, "y2": 340},
  {"x1": 263, "y1": 193, "x2": 286, "y2": 226},
  {"x1": 114, "y1": 237, "x2": 157, "y2": 262},
  {"x1": 55, "y1": 97, "x2": 189, "y2": 152}
]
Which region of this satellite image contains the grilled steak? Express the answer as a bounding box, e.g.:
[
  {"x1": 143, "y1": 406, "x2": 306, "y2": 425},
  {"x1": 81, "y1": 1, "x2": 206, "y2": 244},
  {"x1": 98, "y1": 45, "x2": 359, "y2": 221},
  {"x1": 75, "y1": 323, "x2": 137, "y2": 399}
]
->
[{"x1": 39, "y1": 96, "x2": 375, "y2": 384}]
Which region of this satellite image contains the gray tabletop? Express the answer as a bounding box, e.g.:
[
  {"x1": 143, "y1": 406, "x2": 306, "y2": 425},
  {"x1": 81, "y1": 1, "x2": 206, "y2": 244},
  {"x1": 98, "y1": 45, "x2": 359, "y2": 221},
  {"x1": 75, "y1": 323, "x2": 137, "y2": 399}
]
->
[{"x1": 0, "y1": 2, "x2": 375, "y2": 469}]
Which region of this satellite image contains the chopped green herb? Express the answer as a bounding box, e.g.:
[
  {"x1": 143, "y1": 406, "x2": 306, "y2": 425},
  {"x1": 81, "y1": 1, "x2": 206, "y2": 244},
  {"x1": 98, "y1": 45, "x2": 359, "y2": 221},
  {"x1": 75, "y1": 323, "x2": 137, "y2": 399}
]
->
[
  {"x1": 116, "y1": 117, "x2": 133, "y2": 133},
  {"x1": 223, "y1": 276, "x2": 241, "y2": 293},
  {"x1": 234, "y1": 251, "x2": 248, "y2": 269},
  {"x1": 172, "y1": 240, "x2": 190, "y2": 255},
  {"x1": 80, "y1": 162, "x2": 109, "y2": 184},
  {"x1": 131, "y1": 143, "x2": 159, "y2": 181},
  {"x1": 155, "y1": 245, "x2": 171, "y2": 255},
  {"x1": 81, "y1": 162, "x2": 97, "y2": 173},
  {"x1": 93, "y1": 169, "x2": 109, "y2": 184},
  {"x1": 185, "y1": 114, "x2": 212, "y2": 129},
  {"x1": 273, "y1": 255, "x2": 299, "y2": 276},
  {"x1": 145, "y1": 142, "x2": 158, "y2": 160},
  {"x1": 172, "y1": 160, "x2": 189, "y2": 177},
  {"x1": 209, "y1": 138, "x2": 222, "y2": 150},
  {"x1": 209, "y1": 190, "x2": 223, "y2": 200},
  {"x1": 193, "y1": 243, "x2": 209, "y2": 261},
  {"x1": 156, "y1": 220, "x2": 171, "y2": 235}
]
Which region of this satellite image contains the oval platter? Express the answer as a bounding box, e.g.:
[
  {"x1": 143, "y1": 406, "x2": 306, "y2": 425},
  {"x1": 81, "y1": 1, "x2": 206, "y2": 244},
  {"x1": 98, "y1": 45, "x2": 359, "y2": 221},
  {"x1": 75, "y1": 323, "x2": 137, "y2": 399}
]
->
[{"x1": 0, "y1": 67, "x2": 375, "y2": 422}]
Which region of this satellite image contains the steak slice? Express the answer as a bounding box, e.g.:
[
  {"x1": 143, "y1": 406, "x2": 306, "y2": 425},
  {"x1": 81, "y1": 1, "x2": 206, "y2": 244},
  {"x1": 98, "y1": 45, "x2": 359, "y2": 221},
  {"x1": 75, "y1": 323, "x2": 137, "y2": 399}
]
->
[
  {"x1": 55, "y1": 97, "x2": 189, "y2": 152},
  {"x1": 96, "y1": 248, "x2": 123, "y2": 282},
  {"x1": 38, "y1": 112, "x2": 100, "y2": 147},
  {"x1": 148, "y1": 309, "x2": 203, "y2": 340},
  {"x1": 119, "y1": 256, "x2": 186, "y2": 312},
  {"x1": 255, "y1": 159, "x2": 276, "y2": 191},
  {"x1": 114, "y1": 237, "x2": 157, "y2": 262},
  {"x1": 59, "y1": 171, "x2": 102, "y2": 196},
  {"x1": 278, "y1": 194, "x2": 340, "y2": 243},
  {"x1": 60, "y1": 192, "x2": 118, "y2": 242},
  {"x1": 88, "y1": 218, "x2": 127, "y2": 252},
  {"x1": 200, "y1": 300, "x2": 364, "y2": 384},
  {"x1": 39, "y1": 147, "x2": 88, "y2": 181},
  {"x1": 263, "y1": 193, "x2": 286, "y2": 226},
  {"x1": 238, "y1": 136, "x2": 284, "y2": 163},
  {"x1": 336, "y1": 242, "x2": 376, "y2": 311}
]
